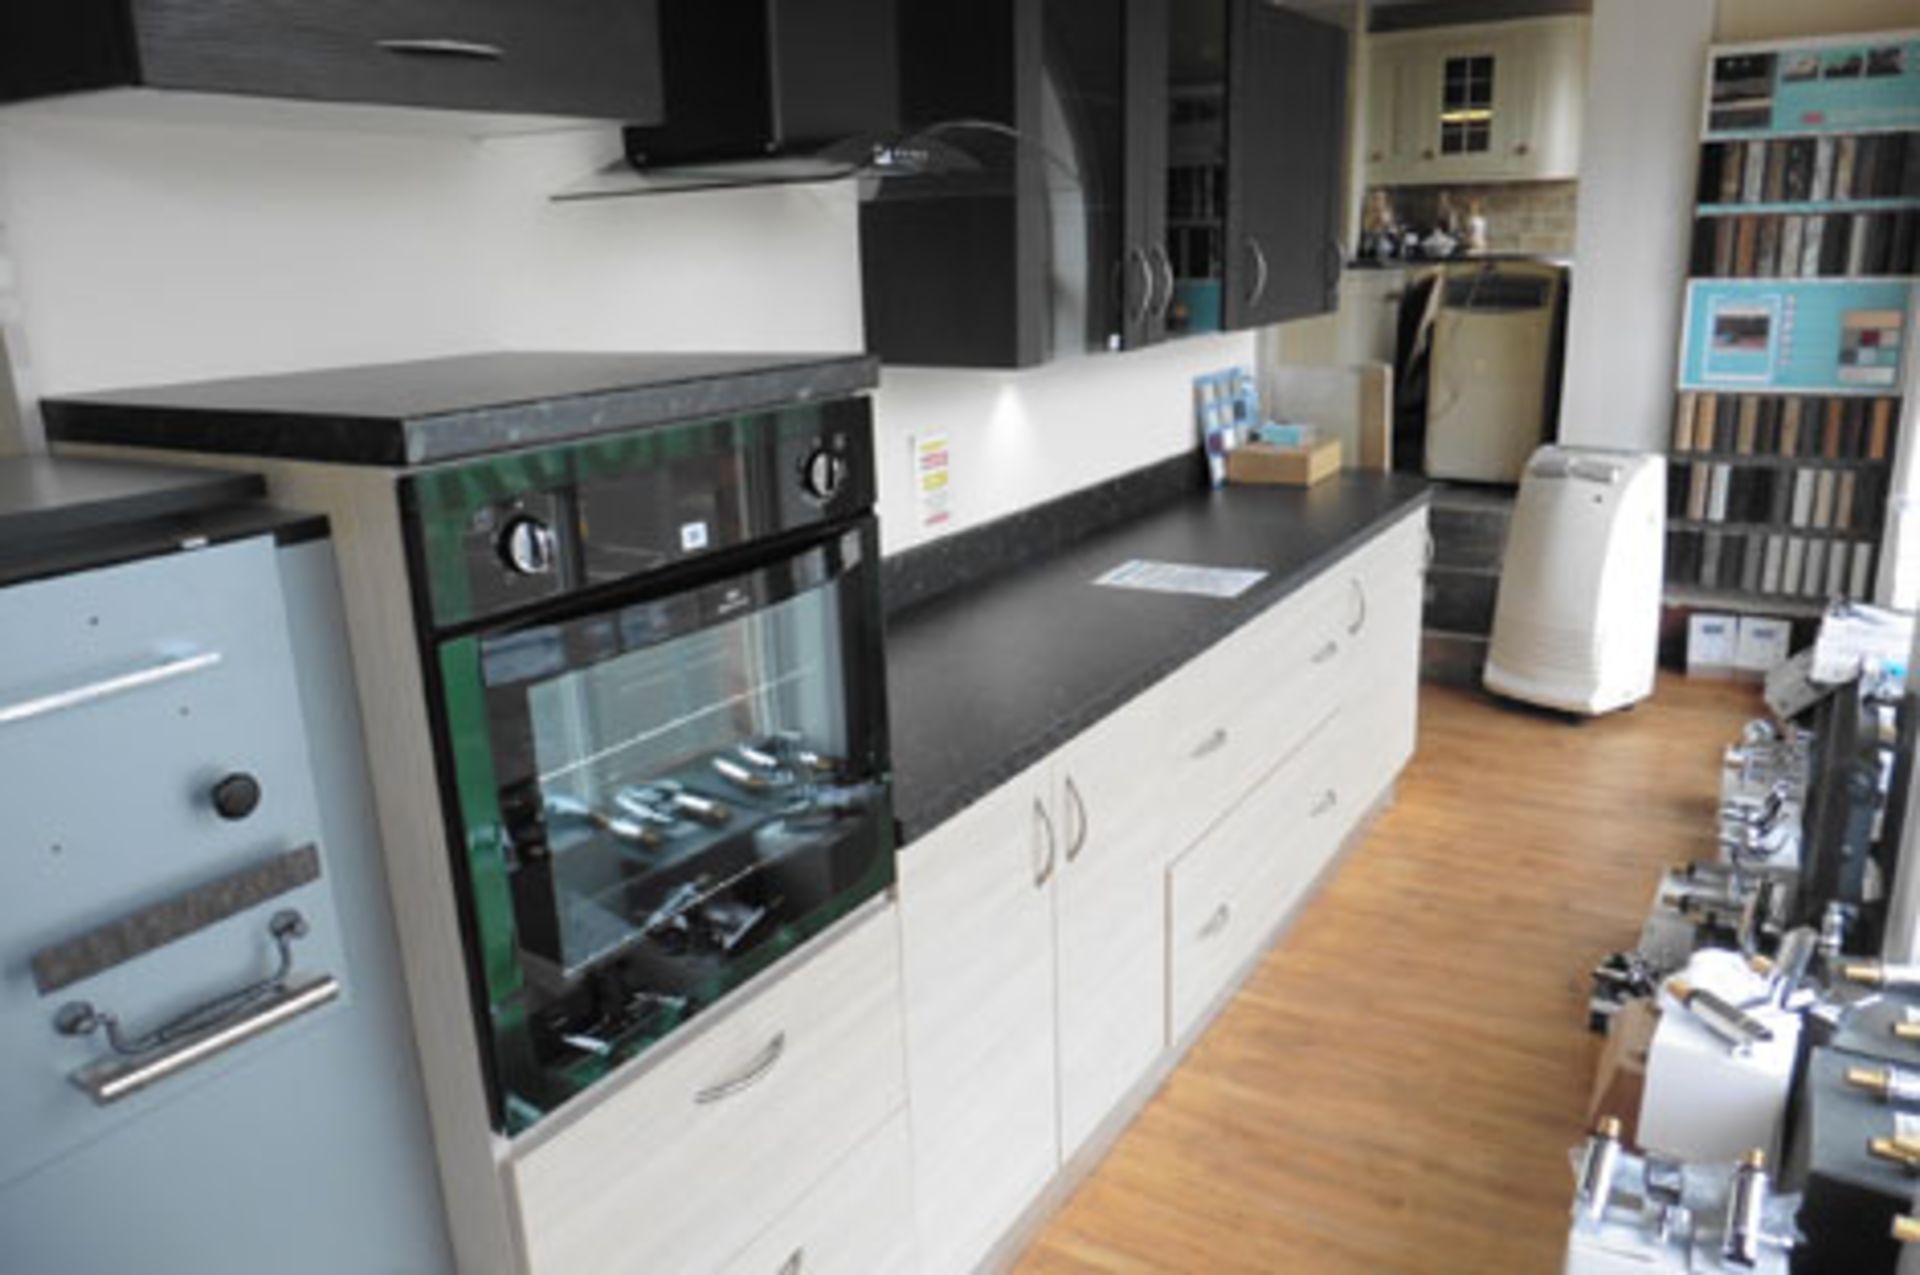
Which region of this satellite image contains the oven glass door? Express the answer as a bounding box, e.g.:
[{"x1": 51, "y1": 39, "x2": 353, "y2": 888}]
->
[{"x1": 435, "y1": 521, "x2": 891, "y2": 1132}]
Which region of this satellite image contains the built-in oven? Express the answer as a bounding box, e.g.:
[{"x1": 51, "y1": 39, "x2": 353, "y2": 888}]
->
[{"x1": 403, "y1": 396, "x2": 891, "y2": 1134}]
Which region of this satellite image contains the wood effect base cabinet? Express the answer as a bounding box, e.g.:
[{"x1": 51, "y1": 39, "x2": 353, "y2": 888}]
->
[
  {"x1": 898, "y1": 508, "x2": 1427, "y2": 1273},
  {"x1": 510, "y1": 904, "x2": 909, "y2": 1275}
]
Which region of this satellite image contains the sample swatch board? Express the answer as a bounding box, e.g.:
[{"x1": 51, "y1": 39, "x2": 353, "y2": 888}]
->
[
  {"x1": 1707, "y1": 35, "x2": 1920, "y2": 138},
  {"x1": 1679, "y1": 279, "x2": 1916, "y2": 393}
]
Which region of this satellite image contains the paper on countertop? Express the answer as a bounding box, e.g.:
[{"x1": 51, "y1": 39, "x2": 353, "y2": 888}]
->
[
  {"x1": 1809, "y1": 600, "x2": 1913, "y2": 684},
  {"x1": 1094, "y1": 559, "x2": 1267, "y2": 599}
]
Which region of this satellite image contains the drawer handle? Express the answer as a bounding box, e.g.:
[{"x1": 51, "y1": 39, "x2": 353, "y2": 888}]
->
[
  {"x1": 1311, "y1": 789, "x2": 1339, "y2": 818},
  {"x1": 377, "y1": 38, "x2": 506, "y2": 61},
  {"x1": 1348, "y1": 579, "x2": 1369, "y2": 636},
  {"x1": 54, "y1": 910, "x2": 338, "y2": 1106},
  {"x1": 1311, "y1": 640, "x2": 1340, "y2": 666},
  {"x1": 779, "y1": 1249, "x2": 804, "y2": 1275},
  {"x1": 1191, "y1": 728, "x2": 1229, "y2": 760},
  {"x1": 0, "y1": 650, "x2": 221, "y2": 726},
  {"x1": 694, "y1": 1032, "x2": 787, "y2": 1105},
  {"x1": 1200, "y1": 903, "x2": 1233, "y2": 940},
  {"x1": 1064, "y1": 776, "x2": 1090, "y2": 863},
  {"x1": 1033, "y1": 799, "x2": 1058, "y2": 889}
]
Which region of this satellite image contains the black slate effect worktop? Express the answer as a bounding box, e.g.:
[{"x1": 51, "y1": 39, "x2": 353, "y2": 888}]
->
[
  {"x1": 885, "y1": 471, "x2": 1432, "y2": 845},
  {"x1": 41, "y1": 351, "x2": 880, "y2": 467}
]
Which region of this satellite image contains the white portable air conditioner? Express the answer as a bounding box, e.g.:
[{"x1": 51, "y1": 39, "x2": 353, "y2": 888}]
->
[{"x1": 1484, "y1": 446, "x2": 1665, "y2": 715}]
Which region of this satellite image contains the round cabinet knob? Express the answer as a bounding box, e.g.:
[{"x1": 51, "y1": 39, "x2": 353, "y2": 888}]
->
[
  {"x1": 211, "y1": 772, "x2": 263, "y2": 821},
  {"x1": 499, "y1": 516, "x2": 558, "y2": 577},
  {"x1": 800, "y1": 447, "x2": 848, "y2": 503}
]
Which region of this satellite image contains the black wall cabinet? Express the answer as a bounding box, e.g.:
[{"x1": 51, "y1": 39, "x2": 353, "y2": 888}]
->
[
  {"x1": 0, "y1": 0, "x2": 664, "y2": 123},
  {"x1": 861, "y1": 0, "x2": 1347, "y2": 369}
]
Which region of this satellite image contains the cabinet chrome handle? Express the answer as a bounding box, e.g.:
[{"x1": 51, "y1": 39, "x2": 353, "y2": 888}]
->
[
  {"x1": 1348, "y1": 578, "x2": 1369, "y2": 636},
  {"x1": 1033, "y1": 799, "x2": 1058, "y2": 888},
  {"x1": 1064, "y1": 777, "x2": 1090, "y2": 863},
  {"x1": 694, "y1": 1032, "x2": 786, "y2": 1105},
  {"x1": 1311, "y1": 789, "x2": 1339, "y2": 818},
  {"x1": 1246, "y1": 236, "x2": 1271, "y2": 308},
  {"x1": 62, "y1": 975, "x2": 339, "y2": 1107},
  {"x1": 778, "y1": 1249, "x2": 804, "y2": 1275},
  {"x1": 0, "y1": 650, "x2": 221, "y2": 726},
  {"x1": 1200, "y1": 903, "x2": 1233, "y2": 940},
  {"x1": 377, "y1": 38, "x2": 505, "y2": 60},
  {"x1": 1191, "y1": 727, "x2": 1229, "y2": 760},
  {"x1": 1125, "y1": 246, "x2": 1154, "y2": 324},
  {"x1": 1311, "y1": 640, "x2": 1340, "y2": 666},
  {"x1": 1149, "y1": 243, "x2": 1176, "y2": 322}
]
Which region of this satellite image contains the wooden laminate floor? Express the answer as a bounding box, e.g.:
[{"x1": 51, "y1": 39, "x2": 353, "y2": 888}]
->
[{"x1": 1017, "y1": 674, "x2": 1760, "y2": 1274}]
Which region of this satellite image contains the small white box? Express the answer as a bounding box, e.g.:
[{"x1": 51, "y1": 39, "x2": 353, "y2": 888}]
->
[
  {"x1": 1733, "y1": 617, "x2": 1792, "y2": 675},
  {"x1": 1638, "y1": 950, "x2": 1799, "y2": 1165},
  {"x1": 1686, "y1": 613, "x2": 1738, "y2": 678}
]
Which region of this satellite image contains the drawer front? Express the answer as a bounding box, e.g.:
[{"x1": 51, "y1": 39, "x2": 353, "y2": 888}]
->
[
  {"x1": 719, "y1": 1114, "x2": 918, "y2": 1275},
  {"x1": 133, "y1": 0, "x2": 663, "y2": 121},
  {"x1": 512, "y1": 904, "x2": 907, "y2": 1275},
  {"x1": 1167, "y1": 710, "x2": 1344, "y2": 1043}
]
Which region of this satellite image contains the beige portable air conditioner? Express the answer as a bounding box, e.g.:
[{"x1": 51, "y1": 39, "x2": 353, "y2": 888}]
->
[
  {"x1": 1485, "y1": 446, "x2": 1665, "y2": 716},
  {"x1": 1423, "y1": 260, "x2": 1566, "y2": 484}
]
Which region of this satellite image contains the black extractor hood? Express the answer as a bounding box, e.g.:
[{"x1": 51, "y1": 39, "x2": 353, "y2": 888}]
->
[{"x1": 561, "y1": 0, "x2": 993, "y2": 200}]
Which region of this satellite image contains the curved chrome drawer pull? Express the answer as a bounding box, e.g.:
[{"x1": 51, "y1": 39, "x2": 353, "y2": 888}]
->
[
  {"x1": 376, "y1": 38, "x2": 506, "y2": 60},
  {"x1": 1311, "y1": 640, "x2": 1340, "y2": 666},
  {"x1": 1348, "y1": 578, "x2": 1369, "y2": 636},
  {"x1": 0, "y1": 651, "x2": 222, "y2": 726},
  {"x1": 1064, "y1": 777, "x2": 1090, "y2": 862},
  {"x1": 55, "y1": 909, "x2": 310, "y2": 1059},
  {"x1": 1191, "y1": 728, "x2": 1229, "y2": 760},
  {"x1": 695, "y1": 1032, "x2": 787, "y2": 1105},
  {"x1": 778, "y1": 1248, "x2": 805, "y2": 1275},
  {"x1": 1311, "y1": 789, "x2": 1339, "y2": 818},
  {"x1": 1033, "y1": 800, "x2": 1058, "y2": 888},
  {"x1": 1200, "y1": 903, "x2": 1233, "y2": 940}
]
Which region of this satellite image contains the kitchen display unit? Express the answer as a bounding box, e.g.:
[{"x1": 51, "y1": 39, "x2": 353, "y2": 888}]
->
[{"x1": 1666, "y1": 29, "x2": 1920, "y2": 614}]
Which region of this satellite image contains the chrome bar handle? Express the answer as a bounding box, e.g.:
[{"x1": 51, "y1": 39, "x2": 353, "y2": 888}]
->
[
  {"x1": 1125, "y1": 246, "x2": 1154, "y2": 324},
  {"x1": 0, "y1": 651, "x2": 222, "y2": 726},
  {"x1": 1348, "y1": 578, "x2": 1369, "y2": 636},
  {"x1": 1311, "y1": 640, "x2": 1340, "y2": 666},
  {"x1": 1246, "y1": 236, "x2": 1271, "y2": 309},
  {"x1": 1311, "y1": 789, "x2": 1339, "y2": 818},
  {"x1": 1191, "y1": 728, "x2": 1230, "y2": 760},
  {"x1": 1064, "y1": 776, "x2": 1090, "y2": 863},
  {"x1": 376, "y1": 38, "x2": 505, "y2": 60},
  {"x1": 694, "y1": 1032, "x2": 786, "y2": 1105},
  {"x1": 1033, "y1": 799, "x2": 1058, "y2": 888},
  {"x1": 1149, "y1": 243, "x2": 1176, "y2": 322},
  {"x1": 64, "y1": 975, "x2": 339, "y2": 1106},
  {"x1": 1200, "y1": 903, "x2": 1233, "y2": 940}
]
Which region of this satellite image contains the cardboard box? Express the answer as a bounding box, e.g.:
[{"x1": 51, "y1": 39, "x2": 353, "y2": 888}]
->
[
  {"x1": 1686, "y1": 612, "x2": 1738, "y2": 679},
  {"x1": 1733, "y1": 616, "x2": 1793, "y2": 677},
  {"x1": 1226, "y1": 438, "x2": 1342, "y2": 487}
]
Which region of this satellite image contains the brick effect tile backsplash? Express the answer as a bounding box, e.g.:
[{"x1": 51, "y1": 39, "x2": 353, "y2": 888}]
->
[{"x1": 1382, "y1": 180, "x2": 1578, "y2": 256}]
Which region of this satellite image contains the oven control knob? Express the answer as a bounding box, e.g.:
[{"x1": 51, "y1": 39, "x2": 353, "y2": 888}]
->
[
  {"x1": 499, "y1": 516, "x2": 558, "y2": 577},
  {"x1": 800, "y1": 447, "x2": 847, "y2": 502}
]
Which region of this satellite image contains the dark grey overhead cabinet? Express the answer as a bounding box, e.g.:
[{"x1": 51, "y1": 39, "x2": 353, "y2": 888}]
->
[
  {"x1": 0, "y1": 0, "x2": 665, "y2": 123},
  {"x1": 1182, "y1": 0, "x2": 1348, "y2": 332},
  {"x1": 860, "y1": 0, "x2": 1347, "y2": 369}
]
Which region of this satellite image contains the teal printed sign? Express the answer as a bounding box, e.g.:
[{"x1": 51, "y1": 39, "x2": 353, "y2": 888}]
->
[
  {"x1": 1681, "y1": 279, "x2": 1915, "y2": 394},
  {"x1": 1708, "y1": 36, "x2": 1920, "y2": 136}
]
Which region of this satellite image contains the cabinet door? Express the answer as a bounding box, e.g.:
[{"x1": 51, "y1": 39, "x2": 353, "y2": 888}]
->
[
  {"x1": 896, "y1": 763, "x2": 1060, "y2": 1274},
  {"x1": 122, "y1": 0, "x2": 664, "y2": 121},
  {"x1": 1125, "y1": 0, "x2": 1173, "y2": 349},
  {"x1": 1224, "y1": 0, "x2": 1348, "y2": 329},
  {"x1": 1363, "y1": 42, "x2": 1401, "y2": 186},
  {"x1": 1518, "y1": 18, "x2": 1590, "y2": 181},
  {"x1": 1053, "y1": 690, "x2": 1175, "y2": 1159}
]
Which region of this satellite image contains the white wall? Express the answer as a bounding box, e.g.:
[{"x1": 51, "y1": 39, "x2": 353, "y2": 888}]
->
[
  {"x1": 1554, "y1": 0, "x2": 1715, "y2": 454},
  {"x1": 0, "y1": 109, "x2": 1252, "y2": 555}
]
